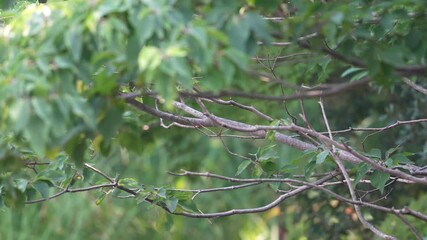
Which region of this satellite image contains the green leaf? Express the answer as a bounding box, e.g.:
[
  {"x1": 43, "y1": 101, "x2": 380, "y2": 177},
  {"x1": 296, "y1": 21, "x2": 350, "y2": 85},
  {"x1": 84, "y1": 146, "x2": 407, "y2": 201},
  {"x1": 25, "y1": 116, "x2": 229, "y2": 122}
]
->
[
  {"x1": 260, "y1": 160, "x2": 277, "y2": 175},
  {"x1": 24, "y1": 115, "x2": 48, "y2": 156},
  {"x1": 165, "y1": 198, "x2": 179, "y2": 213},
  {"x1": 365, "y1": 148, "x2": 382, "y2": 159},
  {"x1": 259, "y1": 149, "x2": 278, "y2": 161},
  {"x1": 168, "y1": 191, "x2": 193, "y2": 201},
  {"x1": 304, "y1": 160, "x2": 316, "y2": 179},
  {"x1": 265, "y1": 130, "x2": 276, "y2": 141},
  {"x1": 118, "y1": 178, "x2": 140, "y2": 189},
  {"x1": 157, "y1": 188, "x2": 166, "y2": 199},
  {"x1": 226, "y1": 15, "x2": 250, "y2": 52},
  {"x1": 316, "y1": 150, "x2": 329, "y2": 164},
  {"x1": 245, "y1": 12, "x2": 271, "y2": 43},
  {"x1": 138, "y1": 46, "x2": 162, "y2": 72},
  {"x1": 9, "y1": 99, "x2": 31, "y2": 132},
  {"x1": 15, "y1": 179, "x2": 28, "y2": 193},
  {"x1": 32, "y1": 181, "x2": 50, "y2": 199},
  {"x1": 280, "y1": 164, "x2": 298, "y2": 174},
  {"x1": 32, "y1": 98, "x2": 54, "y2": 126},
  {"x1": 218, "y1": 57, "x2": 235, "y2": 84},
  {"x1": 165, "y1": 46, "x2": 187, "y2": 57},
  {"x1": 353, "y1": 163, "x2": 371, "y2": 187},
  {"x1": 96, "y1": 192, "x2": 107, "y2": 206},
  {"x1": 390, "y1": 153, "x2": 414, "y2": 165},
  {"x1": 291, "y1": 151, "x2": 317, "y2": 165},
  {"x1": 98, "y1": 106, "x2": 123, "y2": 139},
  {"x1": 65, "y1": 25, "x2": 83, "y2": 62},
  {"x1": 189, "y1": 26, "x2": 208, "y2": 48},
  {"x1": 236, "y1": 160, "x2": 252, "y2": 176},
  {"x1": 36, "y1": 170, "x2": 66, "y2": 183},
  {"x1": 224, "y1": 48, "x2": 248, "y2": 69},
  {"x1": 3, "y1": 188, "x2": 25, "y2": 209},
  {"x1": 341, "y1": 67, "x2": 363, "y2": 78},
  {"x1": 253, "y1": 164, "x2": 263, "y2": 178},
  {"x1": 370, "y1": 171, "x2": 390, "y2": 194},
  {"x1": 268, "y1": 182, "x2": 280, "y2": 192}
]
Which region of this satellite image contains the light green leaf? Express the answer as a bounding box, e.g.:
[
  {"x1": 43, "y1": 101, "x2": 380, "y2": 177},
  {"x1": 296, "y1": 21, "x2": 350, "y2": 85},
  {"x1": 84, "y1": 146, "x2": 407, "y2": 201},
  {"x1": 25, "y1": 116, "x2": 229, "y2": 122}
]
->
[
  {"x1": 15, "y1": 179, "x2": 28, "y2": 193},
  {"x1": 32, "y1": 181, "x2": 50, "y2": 199},
  {"x1": 236, "y1": 160, "x2": 252, "y2": 176},
  {"x1": 165, "y1": 46, "x2": 187, "y2": 57},
  {"x1": 9, "y1": 99, "x2": 31, "y2": 132},
  {"x1": 165, "y1": 198, "x2": 179, "y2": 213},
  {"x1": 118, "y1": 178, "x2": 140, "y2": 189},
  {"x1": 316, "y1": 150, "x2": 329, "y2": 164},
  {"x1": 96, "y1": 192, "x2": 107, "y2": 206},
  {"x1": 365, "y1": 148, "x2": 382, "y2": 159}
]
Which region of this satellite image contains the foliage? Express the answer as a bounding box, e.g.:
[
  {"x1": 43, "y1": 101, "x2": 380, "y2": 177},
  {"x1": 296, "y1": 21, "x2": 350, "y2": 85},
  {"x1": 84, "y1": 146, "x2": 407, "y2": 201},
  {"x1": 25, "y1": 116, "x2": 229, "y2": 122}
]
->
[{"x1": 1, "y1": 0, "x2": 427, "y2": 239}]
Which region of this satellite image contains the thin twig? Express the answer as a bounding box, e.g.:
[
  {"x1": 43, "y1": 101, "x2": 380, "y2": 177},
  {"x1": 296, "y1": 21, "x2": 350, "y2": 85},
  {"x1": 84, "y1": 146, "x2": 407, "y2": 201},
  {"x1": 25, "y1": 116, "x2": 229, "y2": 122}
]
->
[{"x1": 402, "y1": 77, "x2": 427, "y2": 95}]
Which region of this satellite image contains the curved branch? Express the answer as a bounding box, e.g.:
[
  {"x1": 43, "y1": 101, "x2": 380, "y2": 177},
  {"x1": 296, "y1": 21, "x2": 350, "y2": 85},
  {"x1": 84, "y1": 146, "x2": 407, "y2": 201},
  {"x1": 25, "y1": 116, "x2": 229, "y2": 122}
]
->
[
  {"x1": 173, "y1": 173, "x2": 336, "y2": 218},
  {"x1": 179, "y1": 77, "x2": 370, "y2": 102},
  {"x1": 402, "y1": 77, "x2": 427, "y2": 95}
]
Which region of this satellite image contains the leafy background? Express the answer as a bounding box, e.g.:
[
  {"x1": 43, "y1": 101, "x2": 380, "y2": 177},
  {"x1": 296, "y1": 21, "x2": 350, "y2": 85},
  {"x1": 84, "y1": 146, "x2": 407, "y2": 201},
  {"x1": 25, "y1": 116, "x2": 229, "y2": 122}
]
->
[{"x1": 1, "y1": 0, "x2": 427, "y2": 239}]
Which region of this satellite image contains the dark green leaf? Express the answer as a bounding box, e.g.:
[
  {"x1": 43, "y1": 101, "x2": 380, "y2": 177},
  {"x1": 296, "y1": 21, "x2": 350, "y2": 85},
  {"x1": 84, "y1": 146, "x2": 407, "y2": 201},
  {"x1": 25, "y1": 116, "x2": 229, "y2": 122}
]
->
[
  {"x1": 370, "y1": 171, "x2": 390, "y2": 194},
  {"x1": 353, "y1": 163, "x2": 371, "y2": 187}
]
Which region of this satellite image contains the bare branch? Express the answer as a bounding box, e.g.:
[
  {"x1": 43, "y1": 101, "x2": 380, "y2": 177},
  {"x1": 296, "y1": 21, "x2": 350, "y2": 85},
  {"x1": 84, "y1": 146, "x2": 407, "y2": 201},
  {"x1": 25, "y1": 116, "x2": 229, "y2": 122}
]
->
[
  {"x1": 394, "y1": 214, "x2": 423, "y2": 240},
  {"x1": 402, "y1": 77, "x2": 427, "y2": 95},
  {"x1": 179, "y1": 77, "x2": 370, "y2": 102},
  {"x1": 173, "y1": 173, "x2": 336, "y2": 218},
  {"x1": 201, "y1": 97, "x2": 273, "y2": 122},
  {"x1": 170, "y1": 182, "x2": 261, "y2": 200},
  {"x1": 320, "y1": 118, "x2": 427, "y2": 135}
]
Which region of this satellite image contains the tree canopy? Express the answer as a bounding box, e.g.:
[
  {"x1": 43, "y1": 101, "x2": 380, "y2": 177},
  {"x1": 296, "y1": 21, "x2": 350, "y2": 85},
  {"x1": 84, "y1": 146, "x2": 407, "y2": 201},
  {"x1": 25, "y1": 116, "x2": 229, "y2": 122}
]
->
[{"x1": 1, "y1": 0, "x2": 427, "y2": 239}]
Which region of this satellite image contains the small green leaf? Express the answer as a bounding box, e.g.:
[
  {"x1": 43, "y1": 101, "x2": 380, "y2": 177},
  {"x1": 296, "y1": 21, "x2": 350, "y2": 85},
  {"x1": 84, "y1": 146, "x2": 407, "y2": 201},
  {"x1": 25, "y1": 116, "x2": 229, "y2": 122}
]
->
[
  {"x1": 253, "y1": 165, "x2": 263, "y2": 178},
  {"x1": 189, "y1": 27, "x2": 208, "y2": 48},
  {"x1": 165, "y1": 46, "x2": 187, "y2": 57},
  {"x1": 259, "y1": 149, "x2": 278, "y2": 161},
  {"x1": 157, "y1": 188, "x2": 166, "y2": 199},
  {"x1": 280, "y1": 164, "x2": 298, "y2": 174},
  {"x1": 260, "y1": 161, "x2": 277, "y2": 175},
  {"x1": 353, "y1": 163, "x2": 371, "y2": 187},
  {"x1": 291, "y1": 151, "x2": 317, "y2": 165},
  {"x1": 15, "y1": 179, "x2": 28, "y2": 193},
  {"x1": 268, "y1": 182, "x2": 280, "y2": 192},
  {"x1": 304, "y1": 160, "x2": 316, "y2": 179},
  {"x1": 224, "y1": 48, "x2": 249, "y2": 69},
  {"x1": 118, "y1": 178, "x2": 139, "y2": 189},
  {"x1": 65, "y1": 25, "x2": 83, "y2": 61},
  {"x1": 9, "y1": 100, "x2": 31, "y2": 132},
  {"x1": 365, "y1": 148, "x2": 382, "y2": 159},
  {"x1": 341, "y1": 68, "x2": 363, "y2": 78},
  {"x1": 316, "y1": 150, "x2": 329, "y2": 164},
  {"x1": 168, "y1": 191, "x2": 193, "y2": 201},
  {"x1": 236, "y1": 160, "x2": 252, "y2": 176},
  {"x1": 136, "y1": 192, "x2": 151, "y2": 205},
  {"x1": 390, "y1": 153, "x2": 414, "y2": 165},
  {"x1": 32, "y1": 181, "x2": 50, "y2": 199},
  {"x1": 265, "y1": 130, "x2": 276, "y2": 142},
  {"x1": 370, "y1": 171, "x2": 390, "y2": 194},
  {"x1": 36, "y1": 170, "x2": 66, "y2": 183},
  {"x1": 165, "y1": 198, "x2": 179, "y2": 213},
  {"x1": 138, "y1": 46, "x2": 162, "y2": 72},
  {"x1": 96, "y1": 192, "x2": 107, "y2": 206}
]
